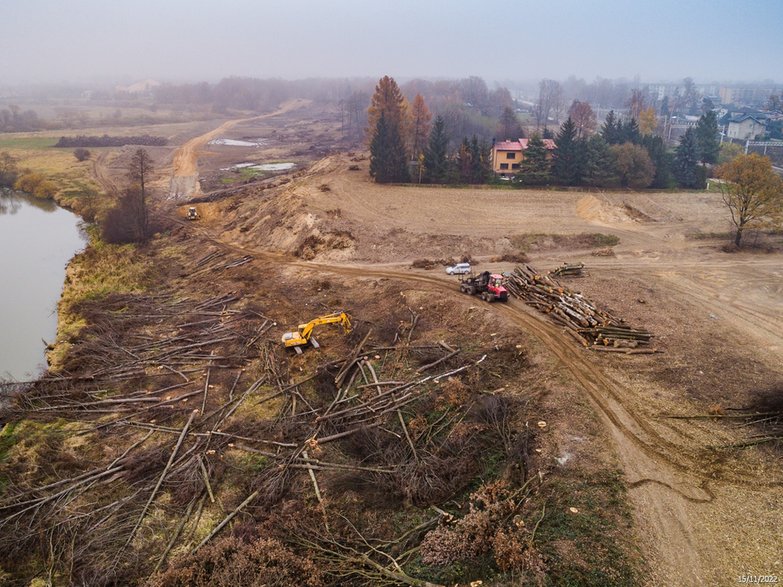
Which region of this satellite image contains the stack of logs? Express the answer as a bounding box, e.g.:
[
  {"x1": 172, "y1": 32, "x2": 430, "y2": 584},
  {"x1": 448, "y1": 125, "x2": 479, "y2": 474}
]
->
[
  {"x1": 550, "y1": 262, "x2": 585, "y2": 277},
  {"x1": 505, "y1": 264, "x2": 656, "y2": 353}
]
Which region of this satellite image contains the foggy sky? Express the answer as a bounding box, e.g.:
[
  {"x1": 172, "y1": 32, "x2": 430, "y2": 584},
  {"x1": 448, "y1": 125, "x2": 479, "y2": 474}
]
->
[{"x1": 1, "y1": 0, "x2": 781, "y2": 85}]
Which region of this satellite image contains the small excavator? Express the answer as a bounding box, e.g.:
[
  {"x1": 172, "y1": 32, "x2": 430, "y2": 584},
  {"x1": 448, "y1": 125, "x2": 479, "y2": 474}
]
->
[{"x1": 281, "y1": 312, "x2": 352, "y2": 354}]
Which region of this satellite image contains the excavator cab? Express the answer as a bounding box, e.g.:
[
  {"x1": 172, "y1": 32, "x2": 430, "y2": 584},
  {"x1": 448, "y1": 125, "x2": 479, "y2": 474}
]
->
[{"x1": 281, "y1": 312, "x2": 352, "y2": 354}]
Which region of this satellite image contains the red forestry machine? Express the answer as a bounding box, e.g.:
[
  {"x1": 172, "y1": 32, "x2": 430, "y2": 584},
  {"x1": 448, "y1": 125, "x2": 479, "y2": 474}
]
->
[{"x1": 458, "y1": 271, "x2": 508, "y2": 302}]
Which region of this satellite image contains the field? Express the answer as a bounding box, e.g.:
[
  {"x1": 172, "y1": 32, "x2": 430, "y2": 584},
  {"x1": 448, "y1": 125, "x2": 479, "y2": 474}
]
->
[{"x1": 1, "y1": 103, "x2": 781, "y2": 586}]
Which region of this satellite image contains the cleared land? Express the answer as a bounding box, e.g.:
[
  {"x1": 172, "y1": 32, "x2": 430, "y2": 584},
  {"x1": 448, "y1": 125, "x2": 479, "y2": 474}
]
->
[
  {"x1": 186, "y1": 116, "x2": 782, "y2": 585},
  {"x1": 2, "y1": 106, "x2": 781, "y2": 586}
]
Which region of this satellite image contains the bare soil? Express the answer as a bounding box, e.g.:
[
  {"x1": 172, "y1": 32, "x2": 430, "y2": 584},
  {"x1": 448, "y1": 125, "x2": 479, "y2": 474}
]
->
[
  {"x1": 6, "y1": 105, "x2": 780, "y2": 585},
  {"x1": 174, "y1": 112, "x2": 783, "y2": 585}
]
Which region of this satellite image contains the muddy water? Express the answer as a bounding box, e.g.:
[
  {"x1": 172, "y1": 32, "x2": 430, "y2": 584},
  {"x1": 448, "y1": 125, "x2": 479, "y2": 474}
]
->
[{"x1": 0, "y1": 191, "x2": 85, "y2": 380}]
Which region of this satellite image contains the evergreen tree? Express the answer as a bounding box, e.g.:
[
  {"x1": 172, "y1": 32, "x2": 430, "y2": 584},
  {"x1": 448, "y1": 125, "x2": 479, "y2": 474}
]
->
[
  {"x1": 618, "y1": 118, "x2": 641, "y2": 144},
  {"x1": 673, "y1": 127, "x2": 704, "y2": 189},
  {"x1": 552, "y1": 118, "x2": 585, "y2": 185},
  {"x1": 695, "y1": 111, "x2": 720, "y2": 165},
  {"x1": 515, "y1": 133, "x2": 551, "y2": 185},
  {"x1": 641, "y1": 135, "x2": 673, "y2": 189},
  {"x1": 369, "y1": 113, "x2": 409, "y2": 183},
  {"x1": 542, "y1": 127, "x2": 555, "y2": 140},
  {"x1": 423, "y1": 115, "x2": 449, "y2": 183},
  {"x1": 601, "y1": 110, "x2": 620, "y2": 144},
  {"x1": 583, "y1": 135, "x2": 617, "y2": 187},
  {"x1": 468, "y1": 136, "x2": 491, "y2": 184},
  {"x1": 497, "y1": 106, "x2": 523, "y2": 140}
]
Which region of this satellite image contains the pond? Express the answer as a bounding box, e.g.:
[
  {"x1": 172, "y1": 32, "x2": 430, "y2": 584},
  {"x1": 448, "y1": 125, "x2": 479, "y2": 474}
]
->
[{"x1": 0, "y1": 191, "x2": 85, "y2": 380}]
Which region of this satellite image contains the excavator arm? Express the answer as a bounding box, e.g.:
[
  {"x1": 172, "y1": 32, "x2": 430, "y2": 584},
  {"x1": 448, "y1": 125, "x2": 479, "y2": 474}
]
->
[{"x1": 282, "y1": 312, "x2": 352, "y2": 351}]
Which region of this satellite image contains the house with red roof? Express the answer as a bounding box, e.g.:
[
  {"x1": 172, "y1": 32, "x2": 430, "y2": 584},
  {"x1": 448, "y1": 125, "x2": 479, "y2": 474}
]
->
[{"x1": 490, "y1": 138, "x2": 556, "y2": 178}]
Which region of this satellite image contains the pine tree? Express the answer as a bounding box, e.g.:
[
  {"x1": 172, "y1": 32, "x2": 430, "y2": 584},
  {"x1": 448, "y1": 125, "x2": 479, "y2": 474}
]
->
[
  {"x1": 673, "y1": 128, "x2": 704, "y2": 189},
  {"x1": 369, "y1": 113, "x2": 409, "y2": 183},
  {"x1": 641, "y1": 135, "x2": 673, "y2": 189},
  {"x1": 469, "y1": 136, "x2": 489, "y2": 184},
  {"x1": 601, "y1": 110, "x2": 620, "y2": 144},
  {"x1": 552, "y1": 118, "x2": 585, "y2": 185},
  {"x1": 515, "y1": 133, "x2": 551, "y2": 185},
  {"x1": 619, "y1": 118, "x2": 641, "y2": 144},
  {"x1": 695, "y1": 111, "x2": 720, "y2": 165},
  {"x1": 583, "y1": 135, "x2": 617, "y2": 187},
  {"x1": 423, "y1": 115, "x2": 449, "y2": 183}
]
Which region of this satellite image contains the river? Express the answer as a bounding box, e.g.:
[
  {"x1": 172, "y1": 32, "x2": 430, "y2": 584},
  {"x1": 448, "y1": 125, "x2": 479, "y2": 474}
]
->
[{"x1": 0, "y1": 191, "x2": 85, "y2": 381}]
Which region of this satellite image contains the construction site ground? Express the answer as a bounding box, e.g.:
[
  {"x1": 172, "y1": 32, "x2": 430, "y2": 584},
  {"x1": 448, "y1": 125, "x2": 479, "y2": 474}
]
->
[
  {"x1": 174, "y1": 110, "x2": 783, "y2": 585},
  {"x1": 3, "y1": 103, "x2": 781, "y2": 585}
]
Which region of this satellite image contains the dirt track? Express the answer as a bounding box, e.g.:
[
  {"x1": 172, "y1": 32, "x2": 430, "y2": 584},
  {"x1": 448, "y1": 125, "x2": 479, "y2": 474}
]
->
[
  {"x1": 161, "y1": 117, "x2": 783, "y2": 585},
  {"x1": 168, "y1": 99, "x2": 309, "y2": 199}
]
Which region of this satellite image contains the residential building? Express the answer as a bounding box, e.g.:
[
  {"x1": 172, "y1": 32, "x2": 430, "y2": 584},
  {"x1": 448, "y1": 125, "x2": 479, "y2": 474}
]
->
[
  {"x1": 722, "y1": 112, "x2": 768, "y2": 140},
  {"x1": 491, "y1": 138, "x2": 556, "y2": 177}
]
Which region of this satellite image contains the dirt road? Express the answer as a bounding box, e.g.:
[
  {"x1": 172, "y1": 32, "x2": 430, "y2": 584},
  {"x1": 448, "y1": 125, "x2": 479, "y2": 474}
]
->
[{"x1": 168, "y1": 99, "x2": 309, "y2": 199}]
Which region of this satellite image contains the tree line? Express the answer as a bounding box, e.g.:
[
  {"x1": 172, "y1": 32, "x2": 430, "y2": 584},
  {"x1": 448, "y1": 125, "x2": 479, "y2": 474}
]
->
[
  {"x1": 55, "y1": 135, "x2": 167, "y2": 148},
  {"x1": 367, "y1": 75, "x2": 721, "y2": 190}
]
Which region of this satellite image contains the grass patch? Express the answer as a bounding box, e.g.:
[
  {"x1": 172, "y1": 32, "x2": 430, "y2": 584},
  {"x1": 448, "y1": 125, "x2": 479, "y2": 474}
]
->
[
  {"x1": 50, "y1": 225, "x2": 156, "y2": 370},
  {"x1": 512, "y1": 232, "x2": 620, "y2": 252},
  {"x1": 530, "y1": 469, "x2": 642, "y2": 586},
  {"x1": 687, "y1": 230, "x2": 733, "y2": 240},
  {"x1": 0, "y1": 136, "x2": 59, "y2": 150}
]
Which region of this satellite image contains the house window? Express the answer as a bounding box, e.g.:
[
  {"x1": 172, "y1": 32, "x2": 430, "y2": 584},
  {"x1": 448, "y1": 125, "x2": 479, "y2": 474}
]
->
[
  {"x1": 506, "y1": 152, "x2": 516, "y2": 159},
  {"x1": 511, "y1": 164, "x2": 520, "y2": 170},
  {"x1": 500, "y1": 163, "x2": 509, "y2": 170}
]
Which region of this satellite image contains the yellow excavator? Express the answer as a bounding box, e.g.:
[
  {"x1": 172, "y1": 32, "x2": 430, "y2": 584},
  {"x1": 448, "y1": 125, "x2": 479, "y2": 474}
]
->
[{"x1": 281, "y1": 312, "x2": 352, "y2": 354}]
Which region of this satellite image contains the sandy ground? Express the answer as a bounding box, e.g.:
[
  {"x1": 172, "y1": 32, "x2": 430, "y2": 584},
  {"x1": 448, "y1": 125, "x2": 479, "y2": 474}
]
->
[{"x1": 150, "y1": 112, "x2": 783, "y2": 586}]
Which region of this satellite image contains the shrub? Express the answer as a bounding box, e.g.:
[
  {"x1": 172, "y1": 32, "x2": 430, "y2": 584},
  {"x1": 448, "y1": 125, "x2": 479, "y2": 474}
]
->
[
  {"x1": 147, "y1": 536, "x2": 323, "y2": 587},
  {"x1": 73, "y1": 148, "x2": 91, "y2": 161},
  {"x1": 14, "y1": 171, "x2": 58, "y2": 198}
]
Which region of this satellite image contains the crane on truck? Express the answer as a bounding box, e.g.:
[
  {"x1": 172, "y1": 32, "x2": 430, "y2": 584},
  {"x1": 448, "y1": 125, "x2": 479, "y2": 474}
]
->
[
  {"x1": 458, "y1": 271, "x2": 508, "y2": 302},
  {"x1": 281, "y1": 312, "x2": 352, "y2": 353}
]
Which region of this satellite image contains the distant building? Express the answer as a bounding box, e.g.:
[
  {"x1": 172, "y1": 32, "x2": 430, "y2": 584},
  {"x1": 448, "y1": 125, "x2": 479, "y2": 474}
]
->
[
  {"x1": 491, "y1": 138, "x2": 556, "y2": 177},
  {"x1": 114, "y1": 79, "x2": 161, "y2": 95},
  {"x1": 718, "y1": 86, "x2": 778, "y2": 107},
  {"x1": 721, "y1": 112, "x2": 768, "y2": 140}
]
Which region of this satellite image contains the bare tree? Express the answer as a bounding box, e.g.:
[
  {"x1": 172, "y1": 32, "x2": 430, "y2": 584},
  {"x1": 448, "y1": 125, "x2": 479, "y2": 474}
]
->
[
  {"x1": 568, "y1": 100, "x2": 596, "y2": 138},
  {"x1": 128, "y1": 149, "x2": 153, "y2": 240},
  {"x1": 534, "y1": 79, "x2": 563, "y2": 130}
]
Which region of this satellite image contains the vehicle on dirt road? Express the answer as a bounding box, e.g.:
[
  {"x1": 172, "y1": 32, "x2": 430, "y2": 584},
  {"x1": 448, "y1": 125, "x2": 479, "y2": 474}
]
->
[
  {"x1": 446, "y1": 262, "x2": 471, "y2": 275},
  {"x1": 459, "y1": 271, "x2": 508, "y2": 302},
  {"x1": 186, "y1": 206, "x2": 199, "y2": 220}
]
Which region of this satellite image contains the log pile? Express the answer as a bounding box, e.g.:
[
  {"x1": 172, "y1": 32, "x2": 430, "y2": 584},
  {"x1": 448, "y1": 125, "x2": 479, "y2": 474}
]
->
[
  {"x1": 505, "y1": 264, "x2": 656, "y2": 353},
  {"x1": 549, "y1": 262, "x2": 585, "y2": 278}
]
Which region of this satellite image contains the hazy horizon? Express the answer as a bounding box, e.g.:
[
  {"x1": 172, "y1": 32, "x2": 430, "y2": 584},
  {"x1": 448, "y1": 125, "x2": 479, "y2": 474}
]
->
[{"x1": 1, "y1": 0, "x2": 781, "y2": 86}]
